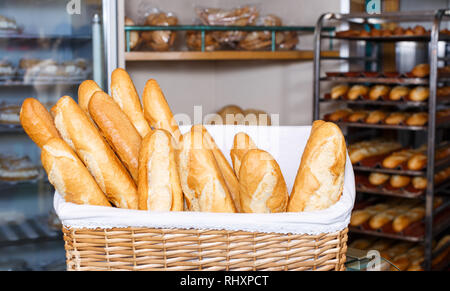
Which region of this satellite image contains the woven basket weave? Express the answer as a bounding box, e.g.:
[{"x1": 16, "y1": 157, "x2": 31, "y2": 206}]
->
[{"x1": 63, "y1": 226, "x2": 348, "y2": 271}]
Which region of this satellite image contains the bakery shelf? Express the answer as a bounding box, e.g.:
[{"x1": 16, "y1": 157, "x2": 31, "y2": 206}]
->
[
  {"x1": 320, "y1": 34, "x2": 450, "y2": 43},
  {"x1": 319, "y1": 98, "x2": 428, "y2": 107},
  {"x1": 348, "y1": 226, "x2": 424, "y2": 242},
  {"x1": 0, "y1": 215, "x2": 60, "y2": 248},
  {"x1": 333, "y1": 121, "x2": 427, "y2": 131},
  {"x1": 353, "y1": 165, "x2": 425, "y2": 176},
  {"x1": 319, "y1": 76, "x2": 429, "y2": 85},
  {"x1": 125, "y1": 50, "x2": 339, "y2": 61}
]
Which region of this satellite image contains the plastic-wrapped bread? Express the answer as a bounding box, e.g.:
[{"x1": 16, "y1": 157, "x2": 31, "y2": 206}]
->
[
  {"x1": 347, "y1": 85, "x2": 369, "y2": 100},
  {"x1": 125, "y1": 17, "x2": 140, "y2": 50},
  {"x1": 110, "y1": 68, "x2": 151, "y2": 138},
  {"x1": 138, "y1": 129, "x2": 183, "y2": 211},
  {"x1": 41, "y1": 138, "x2": 111, "y2": 207},
  {"x1": 392, "y1": 206, "x2": 425, "y2": 232},
  {"x1": 88, "y1": 91, "x2": 142, "y2": 183},
  {"x1": 369, "y1": 85, "x2": 390, "y2": 100},
  {"x1": 230, "y1": 132, "x2": 257, "y2": 178},
  {"x1": 177, "y1": 126, "x2": 237, "y2": 213},
  {"x1": 239, "y1": 149, "x2": 288, "y2": 213},
  {"x1": 330, "y1": 84, "x2": 349, "y2": 99},
  {"x1": 20, "y1": 98, "x2": 60, "y2": 148},
  {"x1": 51, "y1": 96, "x2": 138, "y2": 209},
  {"x1": 143, "y1": 79, "x2": 181, "y2": 143},
  {"x1": 287, "y1": 120, "x2": 346, "y2": 212},
  {"x1": 389, "y1": 86, "x2": 410, "y2": 101}
]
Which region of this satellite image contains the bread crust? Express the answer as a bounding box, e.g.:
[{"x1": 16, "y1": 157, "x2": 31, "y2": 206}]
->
[
  {"x1": 52, "y1": 96, "x2": 138, "y2": 209},
  {"x1": 20, "y1": 98, "x2": 60, "y2": 148},
  {"x1": 111, "y1": 68, "x2": 151, "y2": 138},
  {"x1": 41, "y1": 138, "x2": 111, "y2": 207},
  {"x1": 230, "y1": 132, "x2": 257, "y2": 178},
  {"x1": 88, "y1": 91, "x2": 142, "y2": 182},
  {"x1": 287, "y1": 120, "x2": 346, "y2": 212},
  {"x1": 239, "y1": 149, "x2": 288, "y2": 213},
  {"x1": 78, "y1": 80, "x2": 103, "y2": 118},
  {"x1": 138, "y1": 129, "x2": 183, "y2": 211}
]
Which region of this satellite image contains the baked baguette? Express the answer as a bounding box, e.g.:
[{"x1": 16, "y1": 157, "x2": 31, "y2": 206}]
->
[
  {"x1": 405, "y1": 112, "x2": 428, "y2": 126},
  {"x1": 407, "y1": 153, "x2": 427, "y2": 171},
  {"x1": 347, "y1": 85, "x2": 369, "y2": 100},
  {"x1": 389, "y1": 86, "x2": 410, "y2": 101},
  {"x1": 52, "y1": 96, "x2": 138, "y2": 209},
  {"x1": 389, "y1": 175, "x2": 411, "y2": 188},
  {"x1": 143, "y1": 79, "x2": 181, "y2": 143},
  {"x1": 369, "y1": 201, "x2": 417, "y2": 229},
  {"x1": 348, "y1": 140, "x2": 402, "y2": 164},
  {"x1": 177, "y1": 126, "x2": 237, "y2": 213},
  {"x1": 368, "y1": 172, "x2": 390, "y2": 186},
  {"x1": 88, "y1": 91, "x2": 142, "y2": 183},
  {"x1": 41, "y1": 137, "x2": 111, "y2": 207},
  {"x1": 382, "y1": 149, "x2": 416, "y2": 169},
  {"x1": 138, "y1": 129, "x2": 183, "y2": 211},
  {"x1": 330, "y1": 84, "x2": 349, "y2": 99},
  {"x1": 78, "y1": 80, "x2": 103, "y2": 118},
  {"x1": 326, "y1": 109, "x2": 353, "y2": 122},
  {"x1": 193, "y1": 125, "x2": 241, "y2": 212},
  {"x1": 365, "y1": 110, "x2": 388, "y2": 124},
  {"x1": 369, "y1": 85, "x2": 390, "y2": 100},
  {"x1": 111, "y1": 68, "x2": 151, "y2": 138},
  {"x1": 392, "y1": 206, "x2": 425, "y2": 232},
  {"x1": 350, "y1": 203, "x2": 389, "y2": 226},
  {"x1": 20, "y1": 98, "x2": 60, "y2": 148},
  {"x1": 239, "y1": 149, "x2": 288, "y2": 213},
  {"x1": 411, "y1": 176, "x2": 427, "y2": 190},
  {"x1": 347, "y1": 111, "x2": 368, "y2": 123},
  {"x1": 411, "y1": 63, "x2": 430, "y2": 78},
  {"x1": 384, "y1": 112, "x2": 410, "y2": 125},
  {"x1": 230, "y1": 132, "x2": 257, "y2": 178},
  {"x1": 409, "y1": 86, "x2": 429, "y2": 101},
  {"x1": 287, "y1": 120, "x2": 346, "y2": 212}
]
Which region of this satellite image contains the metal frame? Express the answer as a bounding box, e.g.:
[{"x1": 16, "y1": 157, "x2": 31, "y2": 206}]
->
[{"x1": 313, "y1": 9, "x2": 450, "y2": 271}]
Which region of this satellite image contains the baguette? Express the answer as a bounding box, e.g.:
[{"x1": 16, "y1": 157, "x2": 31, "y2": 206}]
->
[
  {"x1": 369, "y1": 201, "x2": 417, "y2": 229},
  {"x1": 389, "y1": 175, "x2": 411, "y2": 188},
  {"x1": 409, "y1": 86, "x2": 429, "y2": 102},
  {"x1": 110, "y1": 68, "x2": 151, "y2": 138},
  {"x1": 330, "y1": 84, "x2": 349, "y2": 99},
  {"x1": 407, "y1": 153, "x2": 427, "y2": 171},
  {"x1": 142, "y1": 79, "x2": 181, "y2": 143},
  {"x1": 78, "y1": 80, "x2": 103, "y2": 118},
  {"x1": 287, "y1": 120, "x2": 346, "y2": 212},
  {"x1": 406, "y1": 112, "x2": 428, "y2": 126},
  {"x1": 52, "y1": 96, "x2": 138, "y2": 209},
  {"x1": 384, "y1": 112, "x2": 410, "y2": 125},
  {"x1": 41, "y1": 138, "x2": 111, "y2": 207},
  {"x1": 392, "y1": 206, "x2": 425, "y2": 232},
  {"x1": 368, "y1": 172, "x2": 390, "y2": 186},
  {"x1": 20, "y1": 98, "x2": 60, "y2": 148},
  {"x1": 138, "y1": 129, "x2": 183, "y2": 211},
  {"x1": 239, "y1": 149, "x2": 288, "y2": 213},
  {"x1": 347, "y1": 111, "x2": 368, "y2": 123},
  {"x1": 411, "y1": 176, "x2": 427, "y2": 190},
  {"x1": 348, "y1": 140, "x2": 402, "y2": 164},
  {"x1": 347, "y1": 85, "x2": 369, "y2": 100},
  {"x1": 177, "y1": 126, "x2": 237, "y2": 213},
  {"x1": 350, "y1": 203, "x2": 389, "y2": 226},
  {"x1": 369, "y1": 85, "x2": 390, "y2": 100},
  {"x1": 411, "y1": 63, "x2": 430, "y2": 78},
  {"x1": 365, "y1": 110, "x2": 388, "y2": 124},
  {"x1": 193, "y1": 125, "x2": 241, "y2": 212},
  {"x1": 382, "y1": 149, "x2": 416, "y2": 169},
  {"x1": 230, "y1": 132, "x2": 257, "y2": 178},
  {"x1": 326, "y1": 109, "x2": 353, "y2": 122},
  {"x1": 389, "y1": 86, "x2": 410, "y2": 101},
  {"x1": 88, "y1": 91, "x2": 142, "y2": 183}
]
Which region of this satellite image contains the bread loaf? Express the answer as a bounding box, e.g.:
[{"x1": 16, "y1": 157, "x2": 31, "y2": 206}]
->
[
  {"x1": 52, "y1": 95, "x2": 138, "y2": 209},
  {"x1": 369, "y1": 85, "x2": 390, "y2": 100},
  {"x1": 110, "y1": 68, "x2": 151, "y2": 138},
  {"x1": 88, "y1": 91, "x2": 142, "y2": 183},
  {"x1": 347, "y1": 111, "x2": 368, "y2": 123},
  {"x1": 392, "y1": 206, "x2": 425, "y2": 232},
  {"x1": 326, "y1": 109, "x2": 353, "y2": 122},
  {"x1": 365, "y1": 110, "x2": 388, "y2": 124},
  {"x1": 405, "y1": 112, "x2": 428, "y2": 126},
  {"x1": 78, "y1": 80, "x2": 103, "y2": 118},
  {"x1": 347, "y1": 85, "x2": 369, "y2": 100},
  {"x1": 409, "y1": 86, "x2": 429, "y2": 102},
  {"x1": 389, "y1": 175, "x2": 411, "y2": 188},
  {"x1": 143, "y1": 79, "x2": 181, "y2": 142},
  {"x1": 20, "y1": 98, "x2": 60, "y2": 148},
  {"x1": 330, "y1": 84, "x2": 349, "y2": 99},
  {"x1": 384, "y1": 112, "x2": 410, "y2": 125},
  {"x1": 41, "y1": 138, "x2": 111, "y2": 207},
  {"x1": 239, "y1": 149, "x2": 288, "y2": 213},
  {"x1": 368, "y1": 172, "x2": 390, "y2": 186},
  {"x1": 350, "y1": 203, "x2": 389, "y2": 226},
  {"x1": 382, "y1": 149, "x2": 416, "y2": 169},
  {"x1": 411, "y1": 63, "x2": 430, "y2": 78},
  {"x1": 287, "y1": 120, "x2": 346, "y2": 212},
  {"x1": 230, "y1": 132, "x2": 257, "y2": 178},
  {"x1": 177, "y1": 126, "x2": 237, "y2": 213},
  {"x1": 407, "y1": 152, "x2": 427, "y2": 171},
  {"x1": 138, "y1": 129, "x2": 183, "y2": 211},
  {"x1": 389, "y1": 86, "x2": 410, "y2": 101}
]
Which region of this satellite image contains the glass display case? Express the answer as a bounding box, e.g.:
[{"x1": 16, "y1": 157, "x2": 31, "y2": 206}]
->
[{"x1": 0, "y1": 0, "x2": 104, "y2": 270}]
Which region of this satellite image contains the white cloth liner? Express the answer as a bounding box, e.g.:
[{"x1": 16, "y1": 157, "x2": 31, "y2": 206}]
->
[{"x1": 54, "y1": 125, "x2": 355, "y2": 235}]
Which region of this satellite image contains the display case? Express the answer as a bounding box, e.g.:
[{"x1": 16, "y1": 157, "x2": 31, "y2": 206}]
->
[
  {"x1": 0, "y1": 0, "x2": 104, "y2": 270},
  {"x1": 313, "y1": 9, "x2": 450, "y2": 271}
]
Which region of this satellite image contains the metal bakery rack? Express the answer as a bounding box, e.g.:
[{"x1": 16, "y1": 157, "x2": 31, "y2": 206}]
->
[{"x1": 313, "y1": 10, "x2": 450, "y2": 271}]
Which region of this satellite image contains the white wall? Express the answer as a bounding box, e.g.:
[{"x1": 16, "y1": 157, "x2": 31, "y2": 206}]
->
[{"x1": 123, "y1": 0, "x2": 343, "y2": 125}]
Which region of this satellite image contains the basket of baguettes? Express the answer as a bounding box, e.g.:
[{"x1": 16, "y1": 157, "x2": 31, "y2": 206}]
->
[{"x1": 19, "y1": 68, "x2": 355, "y2": 271}]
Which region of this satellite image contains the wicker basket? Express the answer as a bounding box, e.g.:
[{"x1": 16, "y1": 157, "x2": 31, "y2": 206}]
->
[{"x1": 63, "y1": 226, "x2": 348, "y2": 271}]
